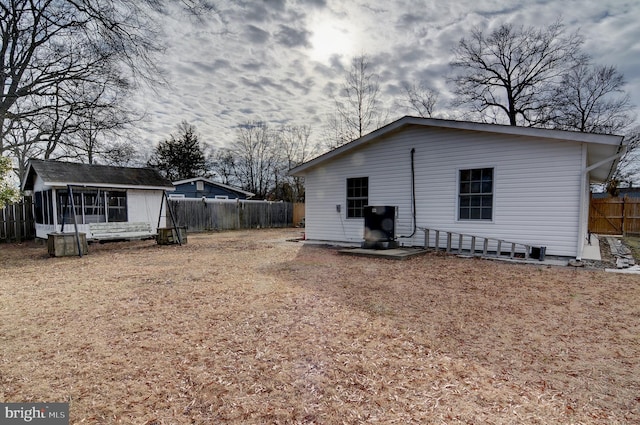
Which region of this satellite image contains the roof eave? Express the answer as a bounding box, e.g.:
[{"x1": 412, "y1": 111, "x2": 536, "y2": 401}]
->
[
  {"x1": 289, "y1": 116, "x2": 626, "y2": 176},
  {"x1": 20, "y1": 162, "x2": 36, "y2": 191},
  {"x1": 43, "y1": 182, "x2": 175, "y2": 191},
  {"x1": 587, "y1": 140, "x2": 626, "y2": 183}
]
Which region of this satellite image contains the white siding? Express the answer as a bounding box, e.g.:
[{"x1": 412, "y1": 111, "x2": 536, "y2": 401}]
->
[
  {"x1": 127, "y1": 189, "x2": 166, "y2": 231},
  {"x1": 304, "y1": 126, "x2": 584, "y2": 257}
]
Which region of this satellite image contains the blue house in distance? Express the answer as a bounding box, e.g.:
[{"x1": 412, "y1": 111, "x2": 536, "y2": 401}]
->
[{"x1": 172, "y1": 177, "x2": 255, "y2": 200}]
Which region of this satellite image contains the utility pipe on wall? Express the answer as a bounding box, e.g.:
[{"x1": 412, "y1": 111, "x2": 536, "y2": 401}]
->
[{"x1": 399, "y1": 148, "x2": 417, "y2": 239}]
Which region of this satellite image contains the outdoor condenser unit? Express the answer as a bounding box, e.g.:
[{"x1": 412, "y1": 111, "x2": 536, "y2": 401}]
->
[{"x1": 362, "y1": 206, "x2": 399, "y2": 249}]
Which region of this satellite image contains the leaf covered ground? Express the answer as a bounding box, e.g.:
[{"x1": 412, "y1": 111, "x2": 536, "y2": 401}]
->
[{"x1": 1, "y1": 229, "x2": 639, "y2": 424}]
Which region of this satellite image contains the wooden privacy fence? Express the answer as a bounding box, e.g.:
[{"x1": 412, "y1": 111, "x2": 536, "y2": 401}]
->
[
  {"x1": 293, "y1": 202, "x2": 305, "y2": 226},
  {"x1": 589, "y1": 196, "x2": 640, "y2": 235},
  {"x1": 170, "y1": 198, "x2": 294, "y2": 232},
  {"x1": 1, "y1": 197, "x2": 35, "y2": 242}
]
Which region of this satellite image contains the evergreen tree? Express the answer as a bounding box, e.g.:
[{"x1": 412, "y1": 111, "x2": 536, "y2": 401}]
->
[{"x1": 147, "y1": 121, "x2": 208, "y2": 181}]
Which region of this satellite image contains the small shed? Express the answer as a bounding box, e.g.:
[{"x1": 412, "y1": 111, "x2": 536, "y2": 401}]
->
[
  {"x1": 21, "y1": 159, "x2": 175, "y2": 240},
  {"x1": 172, "y1": 177, "x2": 255, "y2": 200}
]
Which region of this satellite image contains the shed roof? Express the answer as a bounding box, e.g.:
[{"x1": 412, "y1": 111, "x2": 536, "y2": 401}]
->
[
  {"x1": 22, "y1": 159, "x2": 175, "y2": 191},
  {"x1": 289, "y1": 116, "x2": 626, "y2": 182}
]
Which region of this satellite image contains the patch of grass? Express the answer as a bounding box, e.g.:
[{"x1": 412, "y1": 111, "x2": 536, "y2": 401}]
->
[{"x1": 623, "y1": 236, "x2": 640, "y2": 260}]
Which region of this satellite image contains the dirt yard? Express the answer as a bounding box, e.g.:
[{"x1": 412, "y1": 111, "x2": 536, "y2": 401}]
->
[{"x1": 1, "y1": 228, "x2": 639, "y2": 424}]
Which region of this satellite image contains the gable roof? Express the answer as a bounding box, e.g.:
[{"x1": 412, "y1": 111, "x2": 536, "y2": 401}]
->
[
  {"x1": 22, "y1": 159, "x2": 175, "y2": 191},
  {"x1": 172, "y1": 177, "x2": 255, "y2": 198},
  {"x1": 289, "y1": 116, "x2": 626, "y2": 182}
]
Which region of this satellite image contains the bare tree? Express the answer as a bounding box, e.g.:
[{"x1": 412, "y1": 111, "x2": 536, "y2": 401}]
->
[
  {"x1": 274, "y1": 124, "x2": 318, "y2": 202},
  {"x1": 450, "y1": 21, "x2": 583, "y2": 126},
  {"x1": 98, "y1": 141, "x2": 141, "y2": 167},
  {"x1": 608, "y1": 127, "x2": 640, "y2": 189},
  {"x1": 0, "y1": 1, "x2": 161, "y2": 151},
  {"x1": 328, "y1": 54, "x2": 386, "y2": 148},
  {"x1": 552, "y1": 59, "x2": 635, "y2": 134},
  {"x1": 61, "y1": 80, "x2": 141, "y2": 164},
  {"x1": 322, "y1": 111, "x2": 353, "y2": 151},
  {"x1": 1, "y1": 0, "x2": 218, "y2": 169},
  {"x1": 230, "y1": 122, "x2": 281, "y2": 199},
  {"x1": 397, "y1": 82, "x2": 439, "y2": 118},
  {"x1": 211, "y1": 148, "x2": 238, "y2": 186},
  {"x1": 7, "y1": 119, "x2": 43, "y2": 183}
]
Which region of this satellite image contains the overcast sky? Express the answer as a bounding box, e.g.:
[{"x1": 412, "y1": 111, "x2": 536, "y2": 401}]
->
[{"x1": 133, "y1": 0, "x2": 640, "y2": 152}]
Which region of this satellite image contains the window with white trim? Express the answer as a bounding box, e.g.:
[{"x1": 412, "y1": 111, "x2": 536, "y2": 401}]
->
[
  {"x1": 459, "y1": 168, "x2": 493, "y2": 220},
  {"x1": 346, "y1": 177, "x2": 368, "y2": 218}
]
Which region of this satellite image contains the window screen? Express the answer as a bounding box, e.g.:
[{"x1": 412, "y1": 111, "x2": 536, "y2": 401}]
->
[
  {"x1": 459, "y1": 168, "x2": 493, "y2": 220},
  {"x1": 346, "y1": 177, "x2": 368, "y2": 218}
]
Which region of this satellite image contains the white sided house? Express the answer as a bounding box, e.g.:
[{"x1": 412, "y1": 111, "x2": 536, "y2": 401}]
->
[
  {"x1": 22, "y1": 159, "x2": 175, "y2": 240},
  {"x1": 289, "y1": 117, "x2": 625, "y2": 259}
]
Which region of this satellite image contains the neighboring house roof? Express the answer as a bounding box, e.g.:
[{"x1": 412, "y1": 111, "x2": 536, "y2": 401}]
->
[
  {"x1": 22, "y1": 159, "x2": 175, "y2": 191},
  {"x1": 289, "y1": 116, "x2": 625, "y2": 182},
  {"x1": 172, "y1": 177, "x2": 255, "y2": 198}
]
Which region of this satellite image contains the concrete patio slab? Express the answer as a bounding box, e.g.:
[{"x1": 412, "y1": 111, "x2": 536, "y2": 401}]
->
[
  {"x1": 582, "y1": 234, "x2": 602, "y2": 261},
  {"x1": 338, "y1": 247, "x2": 428, "y2": 260}
]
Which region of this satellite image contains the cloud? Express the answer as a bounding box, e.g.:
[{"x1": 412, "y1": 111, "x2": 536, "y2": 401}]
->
[
  {"x1": 241, "y1": 61, "x2": 265, "y2": 72},
  {"x1": 298, "y1": 0, "x2": 327, "y2": 7},
  {"x1": 275, "y1": 25, "x2": 311, "y2": 48},
  {"x1": 245, "y1": 24, "x2": 270, "y2": 44},
  {"x1": 237, "y1": 0, "x2": 285, "y2": 23},
  {"x1": 131, "y1": 0, "x2": 640, "y2": 154},
  {"x1": 240, "y1": 76, "x2": 295, "y2": 97},
  {"x1": 396, "y1": 12, "x2": 423, "y2": 27}
]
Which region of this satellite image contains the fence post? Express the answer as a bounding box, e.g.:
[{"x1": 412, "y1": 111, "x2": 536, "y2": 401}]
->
[
  {"x1": 0, "y1": 205, "x2": 5, "y2": 240},
  {"x1": 236, "y1": 199, "x2": 240, "y2": 229},
  {"x1": 0, "y1": 197, "x2": 35, "y2": 243},
  {"x1": 622, "y1": 196, "x2": 626, "y2": 236}
]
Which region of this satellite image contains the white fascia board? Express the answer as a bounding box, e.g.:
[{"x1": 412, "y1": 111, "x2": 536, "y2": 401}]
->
[
  {"x1": 44, "y1": 182, "x2": 175, "y2": 191},
  {"x1": 172, "y1": 177, "x2": 203, "y2": 185},
  {"x1": 20, "y1": 163, "x2": 34, "y2": 191},
  {"x1": 289, "y1": 116, "x2": 625, "y2": 176},
  {"x1": 422, "y1": 118, "x2": 625, "y2": 145}
]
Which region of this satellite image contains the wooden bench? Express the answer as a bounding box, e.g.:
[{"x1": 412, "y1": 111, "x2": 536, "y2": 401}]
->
[{"x1": 89, "y1": 222, "x2": 154, "y2": 241}]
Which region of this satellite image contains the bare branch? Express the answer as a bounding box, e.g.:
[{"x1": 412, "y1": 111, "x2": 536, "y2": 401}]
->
[{"x1": 449, "y1": 20, "x2": 583, "y2": 126}]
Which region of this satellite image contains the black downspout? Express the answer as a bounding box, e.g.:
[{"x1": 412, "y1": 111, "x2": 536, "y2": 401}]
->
[{"x1": 400, "y1": 148, "x2": 417, "y2": 238}]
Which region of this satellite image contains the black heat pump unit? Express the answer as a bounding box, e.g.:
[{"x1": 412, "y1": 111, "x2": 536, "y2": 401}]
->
[{"x1": 362, "y1": 206, "x2": 399, "y2": 249}]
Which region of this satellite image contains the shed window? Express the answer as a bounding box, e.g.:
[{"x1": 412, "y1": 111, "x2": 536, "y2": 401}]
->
[
  {"x1": 347, "y1": 177, "x2": 368, "y2": 218},
  {"x1": 459, "y1": 168, "x2": 493, "y2": 220},
  {"x1": 34, "y1": 190, "x2": 53, "y2": 224},
  {"x1": 57, "y1": 189, "x2": 127, "y2": 224}
]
